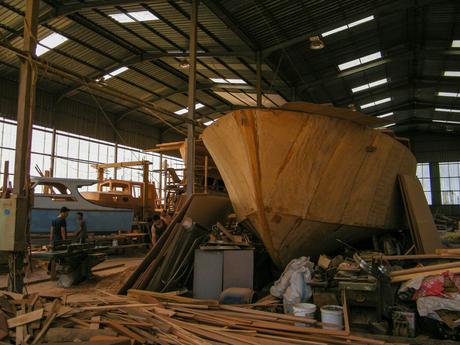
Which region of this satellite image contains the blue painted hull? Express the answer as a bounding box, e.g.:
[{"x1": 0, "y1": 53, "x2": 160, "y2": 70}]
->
[{"x1": 30, "y1": 209, "x2": 134, "y2": 233}]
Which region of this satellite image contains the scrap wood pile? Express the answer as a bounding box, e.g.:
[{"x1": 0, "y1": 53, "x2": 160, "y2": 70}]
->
[
  {"x1": 118, "y1": 194, "x2": 234, "y2": 295},
  {"x1": 0, "y1": 289, "x2": 397, "y2": 345}
]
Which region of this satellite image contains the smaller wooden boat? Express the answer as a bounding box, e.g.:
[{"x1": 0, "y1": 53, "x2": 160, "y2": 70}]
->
[
  {"x1": 31, "y1": 177, "x2": 133, "y2": 233},
  {"x1": 80, "y1": 179, "x2": 159, "y2": 218}
]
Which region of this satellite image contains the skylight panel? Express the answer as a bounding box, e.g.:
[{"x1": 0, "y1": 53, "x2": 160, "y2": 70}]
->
[
  {"x1": 174, "y1": 103, "x2": 205, "y2": 115},
  {"x1": 452, "y1": 40, "x2": 460, "y2": 48},
  {"x1": 322, "y1": 15, "x2": 374, "y2": 37},
  {"x1": 433, "y1": 120, "x2": 460, "y2": 124},
  {"x1": 444, "y1": 71, "x2": 460, "y2": 77},
  {"x1": 102, "y1": 66, "x2": 128, "y2": 80},
  {"x1": 210, "y1": 78, "x2": 228, "y2": 83},
  {"x1": 438, "y1": 91, "x2": 460, "y2": 97},
  {"x1": 435, "y1": 107, "x2": 460, "y2": 113},
  {"x1": 351, "y1": 78, "x2": 388, "y2": 93},
  {"x1": 338, "y1": 51, "x2": 382, "y2": 71},
  {"x1": 377, "y1": 112, "x2": 394, "y2": 118},
  {"x1": 36, "y1": 32, "x2": 68, "y2": 57},
  {"x1": 109, "y1": 11, "x2": 158, "y2": 23},
  {"x1": 360, "y1": 97, "x2": 391, "y2": 109},
  {"x1": 226, "y1": 79, "x2": 247, "y2": 84},
  {"x1": 210, "y1": 78, "x2": 247, "y2": 84}
]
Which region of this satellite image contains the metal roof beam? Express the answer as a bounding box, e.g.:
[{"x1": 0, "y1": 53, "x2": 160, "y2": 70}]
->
[{"x1": 260, "y1": 0, "x2": 440, "y2": 56}]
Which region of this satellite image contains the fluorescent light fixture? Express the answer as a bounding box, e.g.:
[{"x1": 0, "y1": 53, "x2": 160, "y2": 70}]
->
[
  {"x1": 437, "y1": 91, "x2": 460, "y2": 97},
  {"x1": 351, "y1": 78, "x2": 388, "y2": 93},
  {"x1": 376, "y1": 122, "x2": 396, "y2": 129},
  {"x1": 204, "y1": 120, "x2": 215, "y2": 126},
  {"x1": 109, "y1": 11, "x2": 158, "y2": 23},
  {"x1": 102, "y1": 66, "x2": 128, "y2": 80},
  {"x1": 338, "y1": 51, "x2": 382, "y2": 71},
  {"x1": 377, "y1": 112, "x2": 394, "y2": 118},
  {"x1": 452, "y1": 40, "x2": 460, "y2": 48},
  {"x1": 444, "y1": 71, "x2": 460, "y2": 77},
  {"x1": 435, "y1": 107, "x2": 460, "y2": 113},
  {"x1": 360, "y1": 97, "x2": 391, "y2": 109},
  {"x1": 36, "y1": 32, "x2": 68, "y2": 56},
  {"x1": 210, "y1": 78, "x2": 247, "y2": 84},
  {"x1": 174, "y1": 103, "x2": 205, "y2": 115},
  {"x1": 382, "y1": 123, "x2": 396, "y2": 128},
  {"x1": 433, "y1": 120, "x2": 460, "y2": 125},
  {"x1": 322, "y1": 15, "x2": 374, "y2": 37},
  {"x1": 348, "y1": 16, "x2": 375, "y2": 27}
]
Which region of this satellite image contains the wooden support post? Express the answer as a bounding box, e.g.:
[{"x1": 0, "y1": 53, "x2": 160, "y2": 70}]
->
[
  {"x1": 2, "y1": 160, "x2": 9, "y2": 198},
  {"x1": 9, "y1": 0, "x2": 40, "y2": 293},
  {"x1": 97, "y1": 168, "x2": 104, "y2": 188},
  {"x1": 49, "y1": 128, "x2": 56, "y2": 177},
  {"x1": 159, "y1": 153, "x2": 163, "y2": 206},
  {"x1": 204, "y1": 156, "x2": 208, "y2": 194},
  {"x1": 256, "y1": 51, "x2": 262, "y2": 108},
  {"x1": 185, "y1": 0, "x2": 199, "y2": 197},
  {"x1": 114, "y1": 143, "x2": 118, "y2": 180},
  {"x1": 142, "y1": 162, "x2": 149, "y2": 221}
]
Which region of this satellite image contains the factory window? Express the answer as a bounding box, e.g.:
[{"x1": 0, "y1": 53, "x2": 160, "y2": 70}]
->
[
  {"x1": 439, "y1": 162, "x2": 460, "y2": 205},
  {"x1": 416, "y1": 163, "x2": 432, "y2": 205}
]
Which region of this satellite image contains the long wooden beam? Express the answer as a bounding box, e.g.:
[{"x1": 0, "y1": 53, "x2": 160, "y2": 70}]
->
[{"x1": 93, "y1": 161, "x2": 150, "y2": 170}]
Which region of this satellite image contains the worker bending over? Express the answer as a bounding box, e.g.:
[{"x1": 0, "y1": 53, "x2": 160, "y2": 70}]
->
[{"x1": 151, "y1": 214, "x2": 167, "y2": 245}]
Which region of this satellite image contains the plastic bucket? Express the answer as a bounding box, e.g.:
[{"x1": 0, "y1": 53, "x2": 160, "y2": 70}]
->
[
  {"x1": 293, "y1": 303, "x2": 316, "y2": 327},
  {"x1": 321, "y1": 305, "x2": 343, "y2": 330}
]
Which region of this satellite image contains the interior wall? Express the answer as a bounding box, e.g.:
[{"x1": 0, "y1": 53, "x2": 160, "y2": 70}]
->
[{"x1": 0, "y1": 77, "x2": 161, "y2": 149}]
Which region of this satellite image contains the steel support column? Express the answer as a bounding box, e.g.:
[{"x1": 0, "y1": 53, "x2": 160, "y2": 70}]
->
[
  {"x1": 185, "y1": 0, "x2": 199, "y2": 197},
  {"x1": 256, "y1": 51, "x2": 262, "y2": 108},
  {"x1": 9, "y1": 0, "x2": 40, "y2": 293}
]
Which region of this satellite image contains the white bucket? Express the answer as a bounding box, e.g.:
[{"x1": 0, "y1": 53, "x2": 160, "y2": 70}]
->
[
  {"x1": 321, "y1": 305, "x2": 343, "y2": 330},
  {"x1": 293, "y1": 303, "x2": 316, "y2": 327}
]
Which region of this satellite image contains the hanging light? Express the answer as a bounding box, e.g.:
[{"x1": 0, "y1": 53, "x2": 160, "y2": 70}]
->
[
  {"x1": 179, "y1": 58, "x2": 190, "y2": 69},
  {"x1": 309, "y1": 36, "x2": 325, "y2": 50}
]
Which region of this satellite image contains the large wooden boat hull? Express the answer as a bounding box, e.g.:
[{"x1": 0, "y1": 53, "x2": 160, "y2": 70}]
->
[{"x1": 202, "y1": 104, "x2": 417, "y2": 267}]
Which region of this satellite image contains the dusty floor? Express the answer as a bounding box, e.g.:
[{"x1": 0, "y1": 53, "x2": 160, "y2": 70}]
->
[
  {"x1": 0, "y1": 255, "x2": 143, "y2": 296},
  {"x1": 1, "y1": 254, "x2": 459, "y2": 345}
]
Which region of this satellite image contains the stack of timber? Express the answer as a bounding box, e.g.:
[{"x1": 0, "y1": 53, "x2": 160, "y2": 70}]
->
[
  {"x1": 0, "y1": 289, "x2": 396, "y2": 345},
  {"x1": 118, "y1": 194, "x2": 233, "y2": 294},
  {"x1": 398, "y1": 174, "x2": 441, "y2": 254},
  {"x1": 202, "y1": 102, "x2": 418, "y2": 267},
  {"x1": 390, "y1": 260, "x2": 460, "y2": 283}
]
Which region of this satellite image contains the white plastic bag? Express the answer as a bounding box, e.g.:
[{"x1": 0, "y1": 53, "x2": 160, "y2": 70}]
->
[{"x1": 270, "y1": 256, "x2": 314, "y2": 313}]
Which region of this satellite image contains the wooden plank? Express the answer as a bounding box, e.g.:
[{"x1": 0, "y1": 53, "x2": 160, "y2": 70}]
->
[
  {"x1": 390, "y1": 261, "x2": 460, "y2": 277},
  {"x1": 104, "y1": 320, "x2": 146, "y2": 344},
  {"x1": 391, "y1": 266, "x2": 460, "y2": 283},
  {"x1": 90, "y1": 316, "x2": 101, "y2": 330},
  {"x1": 0, "y1": 314, "x2": 8, "y2": 340},
  {"x1": 31, "y1": 312, "x2": 56, "y2": 345},
  {"x1": 7, "y1": 309, "x2": 43, "y2": 328},
  {"x1": 398, "y1": 174, "x2": 441, "y2": 254}
]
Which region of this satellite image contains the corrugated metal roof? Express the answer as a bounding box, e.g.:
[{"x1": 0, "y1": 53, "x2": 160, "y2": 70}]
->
[{"x1": 0, "y1": 0, "x2": 458, "y2": 135}]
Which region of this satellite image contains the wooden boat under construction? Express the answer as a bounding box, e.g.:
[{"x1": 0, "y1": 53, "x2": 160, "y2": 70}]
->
[{"x1": 202, "y1": 102, "x2": 417, "y2": 267}]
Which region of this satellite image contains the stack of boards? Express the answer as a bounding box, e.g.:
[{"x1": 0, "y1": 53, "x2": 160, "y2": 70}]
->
[{"x1": 0, "y1": 289, "x2": 393, "y2": 345}]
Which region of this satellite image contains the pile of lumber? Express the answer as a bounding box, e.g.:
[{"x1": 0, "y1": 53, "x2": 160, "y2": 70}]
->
[
  {"x1": 0, "y1": 289, "x2": 394, "y2": 345},
  {"x1": 118, "y1": 194, "x2": 233, "y2": 294},
  {"x1": 390, "y1": 259, "x2": 460, "y2": 283}
]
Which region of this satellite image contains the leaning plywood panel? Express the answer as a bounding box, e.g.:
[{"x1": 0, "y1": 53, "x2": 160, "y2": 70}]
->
[
  {"x1": 202, "y1": 104, "x2": 417, "y2": 267},
  {"x1": 398, "y1": 174, "x2": 441, "y2": 254}
]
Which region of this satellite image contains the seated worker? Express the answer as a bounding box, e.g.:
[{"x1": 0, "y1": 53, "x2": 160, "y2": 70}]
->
[
  {"x1": 50, "y1": 206, "x2": 69, "y2": 247},
  {"x1": 151, "y1": 214, "x2": 167, "y2": 245},
  {"x1": 74, "y1": 212, "x2": 88, "y2": 244}
]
